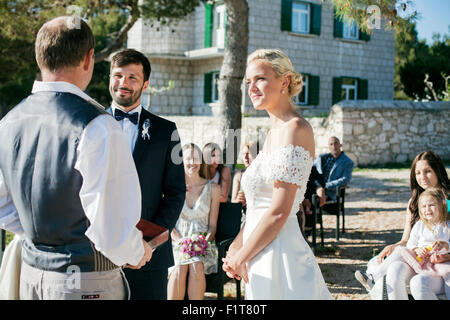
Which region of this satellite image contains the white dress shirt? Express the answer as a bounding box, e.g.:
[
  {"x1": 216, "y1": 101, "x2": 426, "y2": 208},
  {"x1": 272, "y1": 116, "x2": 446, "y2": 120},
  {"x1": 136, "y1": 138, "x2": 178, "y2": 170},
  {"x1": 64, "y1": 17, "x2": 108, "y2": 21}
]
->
[
  {"x1": 110, "y1": 104, "x2": 141, "y2": 153},
  {"x1": 0, "y1": 81, "x2": 144, "y2": 267}
]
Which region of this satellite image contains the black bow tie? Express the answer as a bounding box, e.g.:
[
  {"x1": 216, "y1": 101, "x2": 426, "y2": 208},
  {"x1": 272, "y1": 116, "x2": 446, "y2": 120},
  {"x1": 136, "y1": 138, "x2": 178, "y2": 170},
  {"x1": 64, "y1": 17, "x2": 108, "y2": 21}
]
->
[{"x1": 114, "y1": 108, "x2": 139, "y2": 125}]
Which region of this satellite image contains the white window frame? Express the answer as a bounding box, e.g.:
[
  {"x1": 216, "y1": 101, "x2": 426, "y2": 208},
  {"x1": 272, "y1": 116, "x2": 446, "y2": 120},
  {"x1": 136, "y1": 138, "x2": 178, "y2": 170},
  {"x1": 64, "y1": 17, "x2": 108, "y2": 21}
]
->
[
  {"x1": 341, "y1": 78, "x2": 358, "y2": 101},
  {"x1": 212, "y1": 71, "x2": 220, "y2": 102},
  {"x1": 343, "y1": 19, "x2": 359, "y2": 40},
  {"x1": 292, "y1": 2, "x2": 310, "y2": 34},
  {"x1": 213, "y1": 4, "x2": 226, "y2": 49},
  {"x1": 298, "y1": 75, "x2": 309, "y2": 105}
]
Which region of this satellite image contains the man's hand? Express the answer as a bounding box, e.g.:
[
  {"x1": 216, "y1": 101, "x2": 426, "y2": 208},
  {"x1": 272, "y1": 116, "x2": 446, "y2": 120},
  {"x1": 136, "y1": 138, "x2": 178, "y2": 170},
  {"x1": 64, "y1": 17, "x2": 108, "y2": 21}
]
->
[
  {"x1": 302, "y1": 198, "x2": 312, "y2": 215},
  {"x1": 125, "y1": 240, "x2": 153, "y2": 269},
  {"x1": 316, "y1": 187, "x2": 326, "y2": 207}
]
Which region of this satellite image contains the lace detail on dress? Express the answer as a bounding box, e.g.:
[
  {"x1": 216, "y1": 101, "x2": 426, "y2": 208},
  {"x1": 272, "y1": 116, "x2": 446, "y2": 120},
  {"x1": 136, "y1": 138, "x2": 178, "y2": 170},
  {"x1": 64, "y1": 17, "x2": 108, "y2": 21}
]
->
[
  {"x1": 262, "y1": 144, "x2": 313, "y2": 186},
  {"x1": 241, "y1": 144, "x2": 313, "y2": 202}
]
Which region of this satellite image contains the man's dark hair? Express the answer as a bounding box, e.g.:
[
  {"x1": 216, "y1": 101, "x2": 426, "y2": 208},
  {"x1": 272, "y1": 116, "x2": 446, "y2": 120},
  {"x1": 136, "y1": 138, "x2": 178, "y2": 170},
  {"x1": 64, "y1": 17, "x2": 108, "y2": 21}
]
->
[
  {"x1": 35, "y1": 16, "x2": 94, "y2": 72},
  {"x1": 111, "y1": 49, "x2": 151, "y2": 82}
]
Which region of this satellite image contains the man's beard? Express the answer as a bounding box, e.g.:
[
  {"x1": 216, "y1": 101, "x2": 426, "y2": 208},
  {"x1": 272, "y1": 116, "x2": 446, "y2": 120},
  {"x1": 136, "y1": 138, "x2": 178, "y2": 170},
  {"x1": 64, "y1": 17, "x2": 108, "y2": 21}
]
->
[{"x1": 111, "y1": 86, "x2": 143, "y2": 108}]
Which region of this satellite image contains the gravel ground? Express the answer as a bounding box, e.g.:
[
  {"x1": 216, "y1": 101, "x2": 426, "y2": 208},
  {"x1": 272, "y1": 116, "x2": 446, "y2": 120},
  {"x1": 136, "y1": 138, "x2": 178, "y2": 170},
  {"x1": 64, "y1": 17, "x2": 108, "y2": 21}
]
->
[
  {"x1": 215, "y1": 168, "x2": 415, "y2": 300},
  {"x1": 314, "y1": 168, "x2": 412, "y2": 300}
]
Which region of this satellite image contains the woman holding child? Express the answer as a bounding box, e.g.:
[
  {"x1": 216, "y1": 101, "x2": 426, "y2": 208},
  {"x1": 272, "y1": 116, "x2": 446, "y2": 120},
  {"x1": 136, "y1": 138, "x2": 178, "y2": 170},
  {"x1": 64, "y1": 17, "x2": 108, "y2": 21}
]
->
[{"x1": 355, "y1": 150, "x2": 450, "y2": 299}]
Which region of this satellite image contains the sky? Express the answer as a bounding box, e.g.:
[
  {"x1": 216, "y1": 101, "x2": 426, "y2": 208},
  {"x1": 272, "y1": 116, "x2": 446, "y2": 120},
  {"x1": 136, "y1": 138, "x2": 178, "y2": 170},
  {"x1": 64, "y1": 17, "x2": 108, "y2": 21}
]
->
[{"x1": 408, "y1": 0, "x2": 450, "y2": 43}]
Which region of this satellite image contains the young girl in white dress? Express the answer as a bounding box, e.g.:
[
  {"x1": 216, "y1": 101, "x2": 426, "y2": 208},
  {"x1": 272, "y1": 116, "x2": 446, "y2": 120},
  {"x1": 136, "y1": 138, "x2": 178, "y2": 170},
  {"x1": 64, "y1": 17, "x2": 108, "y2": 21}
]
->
[
  {"x1": 361, "y1": 188, "x2": 449, "y2": 300},
  {"x1": 222, "y1": 48, "x2": 332, "y2": 300}
]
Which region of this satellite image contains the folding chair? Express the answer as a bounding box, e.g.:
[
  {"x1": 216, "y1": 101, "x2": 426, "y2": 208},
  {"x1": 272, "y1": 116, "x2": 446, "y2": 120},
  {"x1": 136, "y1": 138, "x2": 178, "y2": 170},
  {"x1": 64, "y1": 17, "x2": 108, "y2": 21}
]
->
[
  {"x1": 312, "y1": 186, "x2": 347, "y2": 246},
  {"x1": 205, "y1": 202, "x2": 243, "y2": 299}
]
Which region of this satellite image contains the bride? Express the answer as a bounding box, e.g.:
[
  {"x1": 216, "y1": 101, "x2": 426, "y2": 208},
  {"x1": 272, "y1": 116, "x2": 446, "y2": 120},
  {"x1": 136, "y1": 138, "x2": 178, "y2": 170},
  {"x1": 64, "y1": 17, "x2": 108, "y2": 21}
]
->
[{"x1": 222, "y1": 48, "x2": 332, "y2": 300}]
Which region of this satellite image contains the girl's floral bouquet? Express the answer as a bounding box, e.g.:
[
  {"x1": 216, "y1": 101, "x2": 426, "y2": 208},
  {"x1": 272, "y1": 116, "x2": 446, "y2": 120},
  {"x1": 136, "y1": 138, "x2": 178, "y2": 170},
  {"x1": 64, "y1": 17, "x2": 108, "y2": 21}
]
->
[{"x1": 179, "y1": 233, "x2": 210, "y2": 259}]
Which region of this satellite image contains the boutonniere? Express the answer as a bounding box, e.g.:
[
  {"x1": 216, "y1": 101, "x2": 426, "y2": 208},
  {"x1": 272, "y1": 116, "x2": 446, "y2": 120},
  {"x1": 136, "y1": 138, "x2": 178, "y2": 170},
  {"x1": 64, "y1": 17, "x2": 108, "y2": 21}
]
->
[{"x1": 141, "y1": 118, "x2": 151, "y2": 141}]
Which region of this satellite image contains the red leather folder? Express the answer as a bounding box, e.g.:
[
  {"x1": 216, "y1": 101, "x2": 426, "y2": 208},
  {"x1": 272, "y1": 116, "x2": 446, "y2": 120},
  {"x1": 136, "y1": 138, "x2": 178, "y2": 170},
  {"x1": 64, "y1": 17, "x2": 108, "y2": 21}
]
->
[{"x1": 136, "y1": 219, "x2": 169, "y2": 251}]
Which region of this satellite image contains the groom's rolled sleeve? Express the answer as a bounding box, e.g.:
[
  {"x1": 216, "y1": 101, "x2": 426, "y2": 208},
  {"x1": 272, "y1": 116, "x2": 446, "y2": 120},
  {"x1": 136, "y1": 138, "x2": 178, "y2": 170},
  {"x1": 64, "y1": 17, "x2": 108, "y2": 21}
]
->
[
  {"x1": 0, "y1": 169, "x2": 24, "y2": 235},
  {"x1": 75, "y1": 115, "x2": 144, "y2": 267}
]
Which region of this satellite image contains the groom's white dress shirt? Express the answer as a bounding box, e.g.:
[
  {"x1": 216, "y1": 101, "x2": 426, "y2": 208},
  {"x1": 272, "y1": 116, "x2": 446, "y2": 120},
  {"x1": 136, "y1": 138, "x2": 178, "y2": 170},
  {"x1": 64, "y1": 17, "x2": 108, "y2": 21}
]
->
[
  {"x1": 110, "y1": 104, "x2": 142, "y2": 153},
  {"x1": 0, "y1": 81, "x2": 144, "y2": 267}
]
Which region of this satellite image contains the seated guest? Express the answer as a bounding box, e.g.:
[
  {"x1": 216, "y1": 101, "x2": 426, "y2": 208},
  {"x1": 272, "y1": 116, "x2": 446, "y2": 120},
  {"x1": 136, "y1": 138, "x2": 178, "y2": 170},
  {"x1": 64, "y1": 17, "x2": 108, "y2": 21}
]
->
[
  {"x1": 231, "y1": 141, "x2": 258, "y2": 207},
  {"x1": 314, "y1": 136, "x2": 354, "y2": 207},
  {"x1": 167, "y1": 144, "x2": 220, "y2": 300},
  {"x1": 300, "y1": 166, "x2": 324, "y2": 234},
  {"x1": 201, "y1": 143, "x2": 232, "y2": 203}
]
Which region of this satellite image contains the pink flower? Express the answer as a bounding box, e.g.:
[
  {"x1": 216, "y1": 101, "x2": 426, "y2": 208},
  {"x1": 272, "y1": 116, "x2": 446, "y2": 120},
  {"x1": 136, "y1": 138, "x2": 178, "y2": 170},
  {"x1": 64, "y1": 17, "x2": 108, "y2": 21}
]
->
[{"x1": 178, "y1": 233, "x2": 210, "y2": 258}]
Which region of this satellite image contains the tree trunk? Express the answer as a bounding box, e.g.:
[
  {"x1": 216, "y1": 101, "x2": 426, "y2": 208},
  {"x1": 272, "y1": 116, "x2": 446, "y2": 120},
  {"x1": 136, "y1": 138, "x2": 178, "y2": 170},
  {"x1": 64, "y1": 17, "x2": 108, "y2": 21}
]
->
[
  {"x1": 94, "y1": 1, "x2": 140, "y2": 63},
  {"x1": 217, "y1": 0, "x2": 248, "y2": 165}
]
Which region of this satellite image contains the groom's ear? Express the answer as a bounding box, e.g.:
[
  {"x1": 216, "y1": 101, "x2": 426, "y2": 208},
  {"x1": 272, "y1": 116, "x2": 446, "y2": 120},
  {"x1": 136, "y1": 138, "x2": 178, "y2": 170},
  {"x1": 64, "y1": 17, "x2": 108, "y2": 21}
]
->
[
  {"x1": 142, "y1": 80, "x2": 149, "y2": 92},
  {"x1": 82, "y1": 48, "x2": 94, "y2": 72}
]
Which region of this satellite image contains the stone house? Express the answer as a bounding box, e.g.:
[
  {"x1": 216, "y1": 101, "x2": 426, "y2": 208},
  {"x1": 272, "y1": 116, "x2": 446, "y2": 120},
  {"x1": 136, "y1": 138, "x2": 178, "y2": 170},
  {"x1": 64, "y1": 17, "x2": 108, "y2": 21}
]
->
[{"x1": 127, "y1": 0, "x2": 394, "y2": 116}]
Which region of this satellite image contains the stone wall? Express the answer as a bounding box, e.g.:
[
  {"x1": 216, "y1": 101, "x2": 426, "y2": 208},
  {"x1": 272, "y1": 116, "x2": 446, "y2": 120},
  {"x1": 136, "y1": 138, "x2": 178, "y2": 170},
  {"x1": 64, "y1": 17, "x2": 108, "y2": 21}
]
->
[
  {"x1": 162, "y1": 100, "x2": 450, "y2": 166},
  {"x1": 328, "y1": 100, "x2": 450, "y2": 165}
]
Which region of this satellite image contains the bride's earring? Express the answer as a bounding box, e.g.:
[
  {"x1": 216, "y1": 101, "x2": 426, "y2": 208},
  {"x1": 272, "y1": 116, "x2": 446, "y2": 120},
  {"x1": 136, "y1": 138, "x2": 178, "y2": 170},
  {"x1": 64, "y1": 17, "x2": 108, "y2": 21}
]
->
[{"x1": 281, "y1": 89, "x2": 285, "y2": 94}]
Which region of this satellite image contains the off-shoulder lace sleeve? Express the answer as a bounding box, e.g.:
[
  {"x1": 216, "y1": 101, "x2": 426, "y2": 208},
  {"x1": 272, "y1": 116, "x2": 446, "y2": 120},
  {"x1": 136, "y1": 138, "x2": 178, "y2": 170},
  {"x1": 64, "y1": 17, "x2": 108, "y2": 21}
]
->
[{"x1": 266, "y1": 144, "x2": 313, "y2": 187}]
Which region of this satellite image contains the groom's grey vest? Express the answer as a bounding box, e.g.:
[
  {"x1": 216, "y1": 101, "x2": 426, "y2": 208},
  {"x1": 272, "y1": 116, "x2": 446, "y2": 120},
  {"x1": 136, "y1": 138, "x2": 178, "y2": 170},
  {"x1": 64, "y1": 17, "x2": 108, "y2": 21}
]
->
[{"x1": 0, "y1": 91, "x2": 118, "y2": 272}]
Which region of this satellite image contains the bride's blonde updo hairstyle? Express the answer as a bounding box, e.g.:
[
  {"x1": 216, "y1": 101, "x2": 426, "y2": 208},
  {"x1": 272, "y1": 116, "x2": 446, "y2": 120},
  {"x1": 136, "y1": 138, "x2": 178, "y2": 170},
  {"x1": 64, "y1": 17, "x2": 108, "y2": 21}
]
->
[{"x1": 247, "y1": 48, "x2": 303, "y2": 101}]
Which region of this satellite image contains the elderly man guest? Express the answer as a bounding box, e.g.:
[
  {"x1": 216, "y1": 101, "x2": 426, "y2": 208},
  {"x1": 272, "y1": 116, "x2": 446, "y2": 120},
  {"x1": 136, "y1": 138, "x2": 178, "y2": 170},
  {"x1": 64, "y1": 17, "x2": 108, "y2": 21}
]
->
[{"x1": 314, "y1": 136, "x2": 354, "y2": 207}]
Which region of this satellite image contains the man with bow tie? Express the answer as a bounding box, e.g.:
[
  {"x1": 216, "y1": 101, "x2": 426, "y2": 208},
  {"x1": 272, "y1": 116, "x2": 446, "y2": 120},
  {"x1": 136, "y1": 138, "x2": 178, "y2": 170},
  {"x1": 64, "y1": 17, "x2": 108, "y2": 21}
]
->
[
  {"x1": 0, "y1": 17, "x2": 152, "y2": 300},
  {"x1": 108, "y1": 49, "x2": 186, "y2": 300}
]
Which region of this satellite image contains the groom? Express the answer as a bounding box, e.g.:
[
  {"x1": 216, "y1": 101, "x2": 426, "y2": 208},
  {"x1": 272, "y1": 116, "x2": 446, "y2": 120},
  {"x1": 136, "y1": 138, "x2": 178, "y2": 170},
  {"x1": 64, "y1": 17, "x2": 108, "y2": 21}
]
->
[{"x1": 108, "y1": 49, "x2": 186, "y2": 299}]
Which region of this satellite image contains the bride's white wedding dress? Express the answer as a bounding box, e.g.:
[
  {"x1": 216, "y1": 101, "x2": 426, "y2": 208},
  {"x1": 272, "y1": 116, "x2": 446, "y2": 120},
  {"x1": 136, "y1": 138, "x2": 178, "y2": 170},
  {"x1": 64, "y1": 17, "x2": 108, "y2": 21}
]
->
[{"x1": 240, "y1": 144, "x2": 333, "y2": 300}]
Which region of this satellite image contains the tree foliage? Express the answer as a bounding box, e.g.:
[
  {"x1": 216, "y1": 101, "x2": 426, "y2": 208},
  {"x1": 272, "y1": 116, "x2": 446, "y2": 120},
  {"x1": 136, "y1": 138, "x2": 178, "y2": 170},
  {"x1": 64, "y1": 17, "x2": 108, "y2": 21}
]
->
[
  {"x1": 0, "y1": 1, "x2": 67, "y2": 112},
  {"x1": 395, "y1": 23, "x2": 450, "y2": 100},
  {"x1": 328, "y1": 0, "x2": 417, "y2": 34},
  {"x1": 0, "y1": 0, "x2": 203, "y2": 112}
]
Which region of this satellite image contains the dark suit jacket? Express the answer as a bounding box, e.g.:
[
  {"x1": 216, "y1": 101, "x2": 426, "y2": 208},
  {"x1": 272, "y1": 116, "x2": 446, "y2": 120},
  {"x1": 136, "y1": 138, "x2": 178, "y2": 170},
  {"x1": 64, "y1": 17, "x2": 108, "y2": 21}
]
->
[{"x1": 108, "y1": 107, "x2": 186, "y2": 272}]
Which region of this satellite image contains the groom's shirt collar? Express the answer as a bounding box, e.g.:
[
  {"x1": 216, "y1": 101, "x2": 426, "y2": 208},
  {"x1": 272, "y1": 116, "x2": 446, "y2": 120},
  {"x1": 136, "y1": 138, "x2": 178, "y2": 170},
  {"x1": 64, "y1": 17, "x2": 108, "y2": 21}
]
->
[{"x1": 31, "y1": 81, "x2": 105, "y2": 110}]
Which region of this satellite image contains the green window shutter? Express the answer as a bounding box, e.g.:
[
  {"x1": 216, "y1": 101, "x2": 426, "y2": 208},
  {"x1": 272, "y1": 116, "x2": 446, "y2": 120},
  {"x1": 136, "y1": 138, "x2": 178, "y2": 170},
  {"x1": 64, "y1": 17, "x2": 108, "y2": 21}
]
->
[
  {"x1": 309, "y1": 75, "x2": 320, "y2": 105},
  {"x1": 359, "y1": 29, "x2": 371, "y2": 41},
  {"x1": 281, "y1": 0, "x2": 293, "y2": 32},
  {"x1": 310, "y1": 3, "x2": 321, "y2": 35},
  {"x1": 205, "y1": 3, "x2": 213, "y2": 48},
  {"x1": 333, "y1": 13, "x2": 343, "y2": 38},
  {"x1": 357, "y1": 78, "x2": 368, "y2": 100},
  {"x1": 332, "y1": 77, "x2": 342, "y2": 105},
  {"x1": 204, "y1": 72, "x2": 213, "y2": 103}
]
